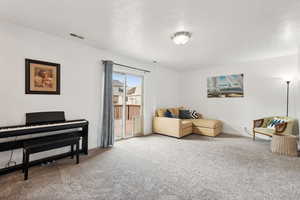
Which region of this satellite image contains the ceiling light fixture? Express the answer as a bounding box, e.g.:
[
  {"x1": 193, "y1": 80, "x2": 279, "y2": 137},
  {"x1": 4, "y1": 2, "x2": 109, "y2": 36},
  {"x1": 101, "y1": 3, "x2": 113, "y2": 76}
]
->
[{"x1": 171, "y1": 31, "x2": 192, "y2": 45}]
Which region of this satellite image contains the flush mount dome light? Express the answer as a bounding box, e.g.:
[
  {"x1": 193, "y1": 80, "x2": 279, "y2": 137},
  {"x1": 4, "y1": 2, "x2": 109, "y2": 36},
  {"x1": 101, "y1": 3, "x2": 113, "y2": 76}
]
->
[{"x1": 171, "y1": 31, "x2": 192, "y2": 45}]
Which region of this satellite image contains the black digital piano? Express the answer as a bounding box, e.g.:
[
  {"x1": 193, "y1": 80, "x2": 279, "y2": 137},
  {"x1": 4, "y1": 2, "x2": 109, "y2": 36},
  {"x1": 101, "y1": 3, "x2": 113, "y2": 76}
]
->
[{"x1": 0, "y1": 111, "x2": 88, "y2": 175}]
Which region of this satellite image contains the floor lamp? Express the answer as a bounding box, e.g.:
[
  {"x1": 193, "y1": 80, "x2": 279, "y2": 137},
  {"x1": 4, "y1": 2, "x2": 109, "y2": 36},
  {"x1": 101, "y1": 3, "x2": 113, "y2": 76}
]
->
[{"x1": 285, "y1": 80, "x2": 291, "y2": 117}]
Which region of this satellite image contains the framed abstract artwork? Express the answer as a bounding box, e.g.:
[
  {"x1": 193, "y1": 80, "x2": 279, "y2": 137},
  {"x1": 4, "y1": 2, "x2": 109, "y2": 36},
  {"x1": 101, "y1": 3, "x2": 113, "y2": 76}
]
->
[
  {"x1": 207, "y1": 73, "x2": 244, "y2": 98},
  {"x1": 25, "y1": 59, "x2": 60, "y2": 95}
]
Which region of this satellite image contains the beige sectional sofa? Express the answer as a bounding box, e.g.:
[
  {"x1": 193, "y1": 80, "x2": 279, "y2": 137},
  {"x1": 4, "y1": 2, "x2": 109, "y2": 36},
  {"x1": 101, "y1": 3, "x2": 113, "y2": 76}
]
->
[{"x1": 153, "y1": 107, "x2": 222, "y2": 138}]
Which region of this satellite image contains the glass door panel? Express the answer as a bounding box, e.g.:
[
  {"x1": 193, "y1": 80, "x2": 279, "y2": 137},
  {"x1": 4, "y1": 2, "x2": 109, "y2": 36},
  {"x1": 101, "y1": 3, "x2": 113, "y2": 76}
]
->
[
  {"x1": 113, "y1": 72, "x2": 143, "y2": 140},
  {"x1": 112, "y1": 73, "x2": 125, "y2": 140},
  {"x1": 125, "y1": 74, "x2": 143, "y2": 138}
]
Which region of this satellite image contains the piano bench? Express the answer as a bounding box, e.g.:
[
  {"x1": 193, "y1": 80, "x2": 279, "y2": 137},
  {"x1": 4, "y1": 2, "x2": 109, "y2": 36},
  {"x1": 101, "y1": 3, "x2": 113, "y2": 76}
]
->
[{"x1": 22, "y1": 136, "x2": 80, "y2": 180}]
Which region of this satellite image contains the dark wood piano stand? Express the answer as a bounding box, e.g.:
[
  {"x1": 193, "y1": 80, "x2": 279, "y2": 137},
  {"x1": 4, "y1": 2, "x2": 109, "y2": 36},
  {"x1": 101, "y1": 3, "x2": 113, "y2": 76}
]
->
[{"x1": 23, "y1": 136, "x2": 80, "y2": 180}]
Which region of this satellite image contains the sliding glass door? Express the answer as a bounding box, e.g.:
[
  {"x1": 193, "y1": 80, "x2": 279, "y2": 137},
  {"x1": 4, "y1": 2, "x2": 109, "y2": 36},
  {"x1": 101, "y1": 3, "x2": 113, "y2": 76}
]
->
[
  {"x1": 112, "y1": 73, "x2": 125, "y2": 140},
  {"x1": 112, "y1": 72, "x2": 143, "y2": 140}
]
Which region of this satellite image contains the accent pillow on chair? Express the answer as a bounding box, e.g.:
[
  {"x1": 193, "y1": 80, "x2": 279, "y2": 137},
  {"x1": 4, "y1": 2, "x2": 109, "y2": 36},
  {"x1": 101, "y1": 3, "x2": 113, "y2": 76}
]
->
[{"x1": 267, "y1": 118, "x2": 285, "y2": 129}]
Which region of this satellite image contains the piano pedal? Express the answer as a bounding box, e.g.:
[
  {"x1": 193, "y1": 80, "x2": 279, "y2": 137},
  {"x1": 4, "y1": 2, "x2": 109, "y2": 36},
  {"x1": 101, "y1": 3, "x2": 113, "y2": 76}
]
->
[
  {"x1": 41, "y1": 160, "x2": 55, "y2": 167},
  {"x1": 48, "y1": 160, "x2": 56, "y2": 165},
  {"x1": 5, "y1": 161, "x2": 17, "y2": 167}
]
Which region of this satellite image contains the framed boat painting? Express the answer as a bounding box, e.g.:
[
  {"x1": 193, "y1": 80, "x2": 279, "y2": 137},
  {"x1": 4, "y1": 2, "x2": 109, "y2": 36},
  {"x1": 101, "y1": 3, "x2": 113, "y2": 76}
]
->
[
  {"x1": 207, "y1": 73, "x2": 244, "y2": 98},
  {"x1": 25, "y1": 59, "x2": 60, "y2": 95}
]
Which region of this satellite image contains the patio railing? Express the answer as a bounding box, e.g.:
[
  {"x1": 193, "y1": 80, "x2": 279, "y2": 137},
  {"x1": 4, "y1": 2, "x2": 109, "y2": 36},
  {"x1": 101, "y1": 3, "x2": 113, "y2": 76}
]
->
[{"x1": 114, "y1": 105, "x2": 141, "y2": 120}]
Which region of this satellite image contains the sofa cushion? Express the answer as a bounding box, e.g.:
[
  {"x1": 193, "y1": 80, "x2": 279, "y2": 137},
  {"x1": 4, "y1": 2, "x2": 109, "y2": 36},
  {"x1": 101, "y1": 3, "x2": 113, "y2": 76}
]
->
[
  {"x1": 254, "y1": 127, "x2": 275, "y2": 135},
  {"x1": 156, "y1": 107, "x2": 183, "y2": 117},
  {"x1": 188, "y1": 119, "x2": 222, "y2": 128},
  {"x1": 182, "y1": 127, "x2": 193, "y2": 137},
  {"x1": 181, "y1": 120, "x2": 193, "y2": 129},
  {"x1": 169, "y1": 108, "x2": 180, "y2": 118},
  {"x1": 156, "y1": 108, "x2": 167, "y2": 117},
  {"x1": 193, "y1": 126, "x2": 222, "y2": 137}
]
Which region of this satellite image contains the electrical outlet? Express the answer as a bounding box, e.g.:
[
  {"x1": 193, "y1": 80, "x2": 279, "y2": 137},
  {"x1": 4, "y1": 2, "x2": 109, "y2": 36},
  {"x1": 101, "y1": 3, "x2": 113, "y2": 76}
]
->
[{"x1": 244, "y1": 127, "x2": 251, "y2": 136}]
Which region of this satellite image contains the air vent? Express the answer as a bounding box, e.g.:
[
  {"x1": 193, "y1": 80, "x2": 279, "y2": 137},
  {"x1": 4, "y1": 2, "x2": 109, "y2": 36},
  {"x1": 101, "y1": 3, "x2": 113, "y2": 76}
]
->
[{"x1": 70, "y1": 33, "x2": 85, "y2": 40}]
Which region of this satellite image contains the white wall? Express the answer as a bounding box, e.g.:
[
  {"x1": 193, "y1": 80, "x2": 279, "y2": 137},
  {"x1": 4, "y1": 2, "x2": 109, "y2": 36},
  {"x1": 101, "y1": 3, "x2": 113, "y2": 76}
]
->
[
  {"x1": 179, "y1": 55, "x2": 299, "y2": 137},
  {"x1": 153, "y1": 66, "x2": 180, "y2": 108},
  {"x1": 0, "y1": 21, "x2": 180, "y2": 150},
  {"x1": 297, "y1": 47, "x2": 300, "y2": 122}
]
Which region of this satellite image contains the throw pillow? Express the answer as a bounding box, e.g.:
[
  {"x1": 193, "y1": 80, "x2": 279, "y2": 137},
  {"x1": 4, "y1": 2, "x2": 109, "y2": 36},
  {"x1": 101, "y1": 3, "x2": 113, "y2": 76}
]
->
[
  {"x1": 179, "y1": 110, "x2": 192, "y2": 119},
  {"x1": 157, "y1": 108, "x2": 166, "y2": 117},
  {"x1": 164, "y1": 109, "x2": 174, "y2": 118},
  {"x1": 267, "y1": 118, "x2": 285, "y2": 129},
  {"x1": 190, "y1": 110, "x2": 201, "y2": 119},
  {"x1": 169, "y1": 108, "x2": 180, "y2": 118}
]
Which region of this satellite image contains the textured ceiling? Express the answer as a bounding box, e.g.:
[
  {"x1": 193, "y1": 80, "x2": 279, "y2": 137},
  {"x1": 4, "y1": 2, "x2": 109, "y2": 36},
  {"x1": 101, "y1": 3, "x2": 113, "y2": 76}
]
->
[{"x1": 0, "y1": 0, "x2": 300, "y2": 69}]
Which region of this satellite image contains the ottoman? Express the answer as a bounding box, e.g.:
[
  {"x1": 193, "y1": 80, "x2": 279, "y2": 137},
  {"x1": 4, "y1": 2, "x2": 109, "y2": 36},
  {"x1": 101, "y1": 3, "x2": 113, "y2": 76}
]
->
[
  {"x1": 271, "y1": 134, "x2": 298, "y2": 157},
  {"x1": 184, "y1": 119, "x2": 223, "y2": 137}
]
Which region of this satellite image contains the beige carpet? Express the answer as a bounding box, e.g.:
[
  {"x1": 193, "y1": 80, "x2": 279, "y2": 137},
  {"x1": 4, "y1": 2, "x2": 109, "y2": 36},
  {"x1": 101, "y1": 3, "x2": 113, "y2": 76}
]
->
[{"x1": 1, "y1": 134, "x2": 300, "y2": 200}]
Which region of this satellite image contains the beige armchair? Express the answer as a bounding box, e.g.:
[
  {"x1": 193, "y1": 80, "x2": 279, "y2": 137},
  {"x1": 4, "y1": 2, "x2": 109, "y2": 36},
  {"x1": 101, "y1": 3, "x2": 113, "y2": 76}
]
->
[{"x1": 253, "y1": 116, "x2": 297, "y2": 140}]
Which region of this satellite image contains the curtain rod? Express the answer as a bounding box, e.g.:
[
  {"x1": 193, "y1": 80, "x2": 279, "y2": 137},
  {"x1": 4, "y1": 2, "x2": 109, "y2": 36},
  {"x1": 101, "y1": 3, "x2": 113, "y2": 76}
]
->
[{"x1": 102, "y1": 60, "x2": 151, "y2": 73}]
